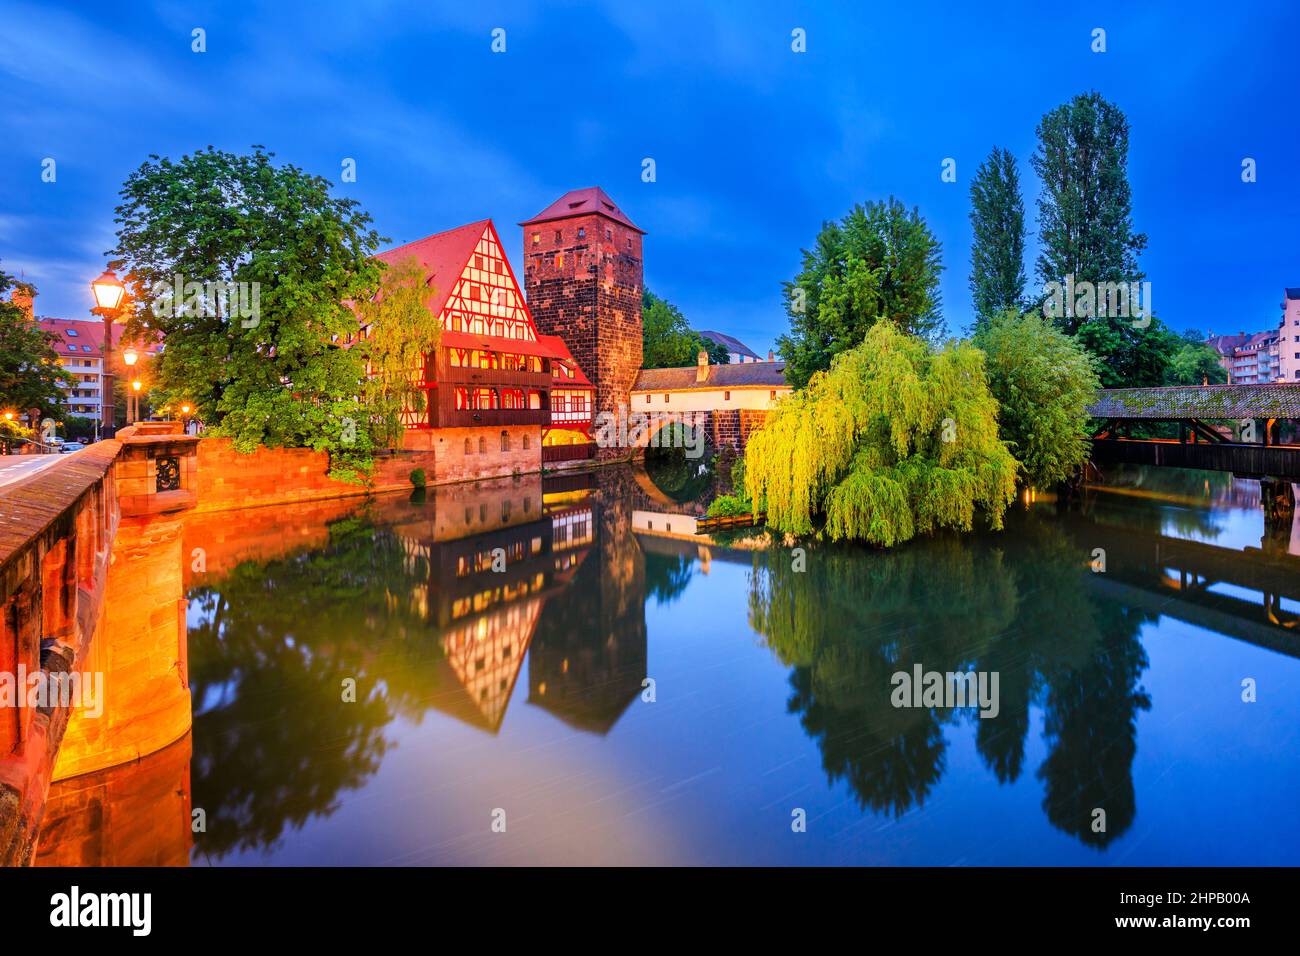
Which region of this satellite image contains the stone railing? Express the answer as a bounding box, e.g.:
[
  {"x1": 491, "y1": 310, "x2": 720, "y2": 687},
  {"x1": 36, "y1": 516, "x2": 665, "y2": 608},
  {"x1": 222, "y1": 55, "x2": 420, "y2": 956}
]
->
[{"x1": 0, "y1": 441, "x2": 121, "y2": 864}]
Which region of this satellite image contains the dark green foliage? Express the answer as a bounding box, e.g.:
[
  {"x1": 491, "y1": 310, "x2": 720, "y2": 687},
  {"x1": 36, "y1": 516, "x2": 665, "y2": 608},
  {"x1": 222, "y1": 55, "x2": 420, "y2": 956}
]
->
[
  {"x1": 969, "y1": 147, "x2": 1027, "y2": 328},
  {"x1": 777, "y1": 198, "x2": 944, "y2": 388},
  {"x1": 110, "y1": 146, "x2": 385, "y2": 481}
]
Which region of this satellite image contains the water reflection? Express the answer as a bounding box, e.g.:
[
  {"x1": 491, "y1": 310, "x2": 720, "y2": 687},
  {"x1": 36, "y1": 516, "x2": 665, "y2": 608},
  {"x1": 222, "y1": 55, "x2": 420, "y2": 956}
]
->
[
  {"x1": 33, "y1": 465, "x2": 1300, "y2": 865},
  {"x1": 745, "y1": 519, "x2": 1152, "y2": 845}
]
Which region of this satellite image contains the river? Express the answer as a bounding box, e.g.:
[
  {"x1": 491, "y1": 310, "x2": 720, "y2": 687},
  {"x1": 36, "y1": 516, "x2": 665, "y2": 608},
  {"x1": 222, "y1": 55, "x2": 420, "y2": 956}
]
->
[{"x1": 35, "y1": 462, "x2": 1300, "y2": 865}]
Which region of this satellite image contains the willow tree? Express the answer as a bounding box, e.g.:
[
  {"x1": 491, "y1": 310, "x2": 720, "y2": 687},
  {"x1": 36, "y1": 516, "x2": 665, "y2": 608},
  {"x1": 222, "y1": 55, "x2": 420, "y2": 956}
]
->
[
  {"x1": 354, "y1": 255, "x2": 441, "y2": 448},
  {"x1": 745, "y1": 321, "x2": 1017, "y2": 546}
]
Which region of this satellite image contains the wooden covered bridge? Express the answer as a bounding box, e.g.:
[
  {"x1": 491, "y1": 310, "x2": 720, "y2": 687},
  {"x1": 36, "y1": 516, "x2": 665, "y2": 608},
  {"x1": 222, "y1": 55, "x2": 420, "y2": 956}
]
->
[{"x1": 1088, "y1": 383, "x2": 1300, "y2": 520}]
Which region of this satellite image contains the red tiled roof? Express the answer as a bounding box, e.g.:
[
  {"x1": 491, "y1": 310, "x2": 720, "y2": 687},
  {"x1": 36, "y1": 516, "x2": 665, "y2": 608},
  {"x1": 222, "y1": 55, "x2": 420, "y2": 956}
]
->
[
  {"x1": 375, "y1": 219, "x2": 490, "y2": 320},
  {"x1": 538, "y1": 334, "x2": 593, "y2": 388},
  {"x1": 519, "y1": 187, "x2": 644, "y2": 234},
  {"x1": 37, "y1": 317, "x2": 163, "y2": 357}
]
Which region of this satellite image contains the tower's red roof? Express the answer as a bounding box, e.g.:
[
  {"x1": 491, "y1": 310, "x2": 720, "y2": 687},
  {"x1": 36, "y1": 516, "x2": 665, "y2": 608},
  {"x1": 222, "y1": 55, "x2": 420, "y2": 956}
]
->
[
  {"x1": 374, "y1": 219, "x2": 491, "y2": 318},
  {"x1": 519, "y1": 187, "x2": 644, "y2": 234}
]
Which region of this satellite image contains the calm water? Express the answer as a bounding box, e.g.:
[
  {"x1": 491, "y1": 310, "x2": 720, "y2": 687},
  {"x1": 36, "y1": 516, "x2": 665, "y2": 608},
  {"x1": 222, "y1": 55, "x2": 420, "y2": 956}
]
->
[{"x1": 54, "y1": 463, "x2": 1300, "y2": 865}]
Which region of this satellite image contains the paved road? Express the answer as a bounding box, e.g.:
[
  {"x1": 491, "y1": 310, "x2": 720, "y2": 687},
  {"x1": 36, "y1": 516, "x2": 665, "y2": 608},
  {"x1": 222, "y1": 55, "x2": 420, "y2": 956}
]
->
[{"x1": 0, "y1": 453, "x2": 72, "y2": 491}]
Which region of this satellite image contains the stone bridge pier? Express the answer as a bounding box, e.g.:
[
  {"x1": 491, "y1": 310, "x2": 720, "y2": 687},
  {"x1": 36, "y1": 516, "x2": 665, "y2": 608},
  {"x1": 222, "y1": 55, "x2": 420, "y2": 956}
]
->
[{"x1": 0, "y1": 422, "x2": 197, "y2": 865}]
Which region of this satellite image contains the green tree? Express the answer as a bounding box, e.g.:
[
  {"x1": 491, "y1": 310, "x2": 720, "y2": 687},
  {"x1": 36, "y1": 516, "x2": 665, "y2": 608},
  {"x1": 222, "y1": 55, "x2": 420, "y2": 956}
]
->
[
  {"x1": 746, "y1": 321, "x2": 1017, "y2": 546},
  {"x1": 354, "y1": 255, "x2": 441, "y2": 448},
  {"x1": 968, "y1": 147, "x2": 1027, "y2": 328},
  {"x1": 974, "y1": 310, "x2": 1100, "y2": 488},
  {"x1": 110, "y1": 146, "x2": 385, "y2": 480},
  {"x1": 0, "y1": 269, "x2": 72, "y2": 415},
  {"x1": 641, "y1": 289, "x2": 726, "y2": 368},
  {"x1": 1163, "y1": 329, "x2": 1228, "y2": 386},
  {"x1": 1032, "y1": 92, "x2": 1160, "y2": 386},
  {"x1": 777, "y1": 198, "x2": 944, "y2": 388}
]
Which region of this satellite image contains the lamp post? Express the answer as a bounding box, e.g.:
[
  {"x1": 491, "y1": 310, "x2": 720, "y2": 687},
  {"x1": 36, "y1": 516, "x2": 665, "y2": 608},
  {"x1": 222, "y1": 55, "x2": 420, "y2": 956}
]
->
[
  {"x1": 90, "y1": 269, "x2": 125, "y2": 438},
  {"x1": 123, "y1": 347, "x2": 139, "y2": 423}
]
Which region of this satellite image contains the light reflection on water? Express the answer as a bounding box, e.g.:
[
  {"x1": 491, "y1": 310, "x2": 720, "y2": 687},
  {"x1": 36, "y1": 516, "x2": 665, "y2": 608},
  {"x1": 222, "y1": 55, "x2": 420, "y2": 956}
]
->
[{"x1": 36, "y1": 464, "x2": 1300, "y2": 865}]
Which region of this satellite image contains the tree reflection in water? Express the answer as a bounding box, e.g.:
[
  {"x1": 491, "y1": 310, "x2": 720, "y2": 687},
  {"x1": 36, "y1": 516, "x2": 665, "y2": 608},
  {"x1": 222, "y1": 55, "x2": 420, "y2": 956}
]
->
[
  {"x1": 747, "y1": 512, "x2": 1153, "y2": 846},
  {"x1": 186, "y1": 511, "x2": 445, "y2": 859}
]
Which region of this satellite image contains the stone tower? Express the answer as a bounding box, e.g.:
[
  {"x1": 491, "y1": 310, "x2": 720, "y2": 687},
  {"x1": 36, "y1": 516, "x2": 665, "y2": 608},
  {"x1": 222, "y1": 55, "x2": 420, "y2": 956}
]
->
[{"x1": 520, "y1": 188, "x2": 643, "y2": 441}]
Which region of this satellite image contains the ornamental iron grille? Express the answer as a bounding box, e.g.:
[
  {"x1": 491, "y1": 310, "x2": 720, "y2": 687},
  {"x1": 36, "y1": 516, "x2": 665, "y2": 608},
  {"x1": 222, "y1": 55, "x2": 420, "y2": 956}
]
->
[{"x1": 155, "y1": 456, "x2": 181, "y2": 492}]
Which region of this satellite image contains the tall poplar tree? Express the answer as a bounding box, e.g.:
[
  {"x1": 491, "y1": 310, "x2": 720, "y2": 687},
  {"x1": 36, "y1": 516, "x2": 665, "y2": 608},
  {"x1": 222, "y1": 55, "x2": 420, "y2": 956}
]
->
[
  {"x1": 968, "y1": 147, "x2": 1026, "y2": 328},
  {"x1": 1032, "y1": 92, "x2": 1164, "y2": 386}
]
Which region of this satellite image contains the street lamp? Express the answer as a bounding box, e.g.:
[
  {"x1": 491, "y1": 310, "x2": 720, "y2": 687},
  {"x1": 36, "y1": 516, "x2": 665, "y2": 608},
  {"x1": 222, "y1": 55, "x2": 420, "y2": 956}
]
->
[
  {"x1": 90, "y1": 269, "x2": 126, "y2": 438},
  {"x1": 123, "y1": 348, "x2": 140, "y2": 424}
]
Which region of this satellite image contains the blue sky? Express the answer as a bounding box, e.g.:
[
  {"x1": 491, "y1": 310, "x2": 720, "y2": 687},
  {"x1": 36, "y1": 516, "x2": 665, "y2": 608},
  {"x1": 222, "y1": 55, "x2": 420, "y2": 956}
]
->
[{"x1": 3, "y1": 0, "x2": 1298, "y2": 356}]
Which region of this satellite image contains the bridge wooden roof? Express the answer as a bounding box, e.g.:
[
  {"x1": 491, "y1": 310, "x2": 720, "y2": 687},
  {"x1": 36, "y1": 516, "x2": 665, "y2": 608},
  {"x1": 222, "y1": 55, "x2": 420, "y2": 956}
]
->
[{"x1": 1088, "y1": 384, "x2": 1300, "y2": 420}]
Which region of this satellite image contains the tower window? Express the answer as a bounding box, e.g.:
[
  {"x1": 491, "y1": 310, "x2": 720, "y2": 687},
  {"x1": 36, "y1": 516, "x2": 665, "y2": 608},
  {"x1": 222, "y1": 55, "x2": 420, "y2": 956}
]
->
[
  {"x1": 554, "y1": 230, "x2": 562, "y2": 243},
  {"x1": 532, "y1": 233, "x2": 540, "y2": 245},
  {"x1": 605, "y1": 228, "x2": 612, "y2": 240},
  {"x1": 577, "y1": 227, "x2": 585, "y2": 239}
]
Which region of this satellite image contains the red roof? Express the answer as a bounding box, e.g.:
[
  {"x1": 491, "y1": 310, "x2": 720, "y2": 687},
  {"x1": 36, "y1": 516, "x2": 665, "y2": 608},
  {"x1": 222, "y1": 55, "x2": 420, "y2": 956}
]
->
[
  {"x1": 37, "y1": 317, "x2": 163, "y2": 357},
  {"x1": 375, "y1": 219, "x2": 490, "y2": 319},
  {"x1": 538, "y1": 334, "x2": 593, "y2": 388},
  {"x1": 519, "y1": 187, "x2": 644, "y2": 234}
]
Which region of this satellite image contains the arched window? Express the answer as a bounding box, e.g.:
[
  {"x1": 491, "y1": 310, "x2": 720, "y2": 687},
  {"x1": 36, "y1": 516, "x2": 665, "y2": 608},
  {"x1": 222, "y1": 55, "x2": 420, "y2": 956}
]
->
[
  {"x1": 478, "y1": 437, "x2": 486, "y2": 454},
  {"x1": 464, "y1": 438, "x2": 472, "y2": 455},
  {"x1": 501, "y1": 431, "x2": 510, "y2": 452}
]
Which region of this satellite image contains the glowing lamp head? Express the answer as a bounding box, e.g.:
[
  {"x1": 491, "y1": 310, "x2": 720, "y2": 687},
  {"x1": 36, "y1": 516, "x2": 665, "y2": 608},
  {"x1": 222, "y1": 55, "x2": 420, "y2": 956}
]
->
[
  {"x1": 122, "y1": 347, "x2": 138, "y2": 366},
  {"x1": 91, "y1": 269, "x2": 125, "y2": 311},
  {"x1": 131, "y1": 380, "x2": 142, "y2": 392},
  {"x1": 181, "y1": 404, "x2": 191, "y2": 415},
  {"x1": 3, "y1": 411, "x2": 13, "y2": 421}
]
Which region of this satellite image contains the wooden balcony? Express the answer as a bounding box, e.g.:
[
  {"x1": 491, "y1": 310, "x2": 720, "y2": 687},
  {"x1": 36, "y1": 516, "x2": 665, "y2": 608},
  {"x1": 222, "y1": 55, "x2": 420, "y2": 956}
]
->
[
  {"x1": 430, "y1": 407, "x2": 550, "y2": 429},
  {"x1": 438, "y1": 366, "x2": 553, "y2": 390},
  {"x1": 542, "y1": 443, "x2": 596, "y2": 463}
]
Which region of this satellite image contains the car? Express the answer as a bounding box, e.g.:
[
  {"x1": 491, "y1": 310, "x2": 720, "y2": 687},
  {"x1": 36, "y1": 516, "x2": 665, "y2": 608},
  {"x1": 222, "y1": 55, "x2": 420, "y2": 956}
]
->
[{"x1": 59, "y1": 442, "x2": 85, "y2": 454}]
